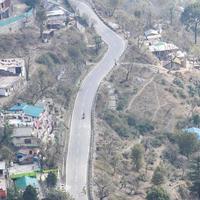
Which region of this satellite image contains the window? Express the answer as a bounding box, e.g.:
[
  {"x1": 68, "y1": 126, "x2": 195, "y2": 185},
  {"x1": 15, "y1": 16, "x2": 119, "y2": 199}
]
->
[{"x1": 24, "y1": 139, "x2": 31, "y2": 144}]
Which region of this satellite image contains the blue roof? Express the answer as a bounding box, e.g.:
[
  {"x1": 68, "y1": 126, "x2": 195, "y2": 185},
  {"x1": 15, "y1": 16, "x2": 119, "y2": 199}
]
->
[
  {"x1": 15, "y1": 176, "x2": 39, "y2": 190},
  {"x1": 9, "y1": 103, "x2": 44, "y2": 118},
  {"x1": 184, "y1": 127, "x2": 200, "y2": 139}
]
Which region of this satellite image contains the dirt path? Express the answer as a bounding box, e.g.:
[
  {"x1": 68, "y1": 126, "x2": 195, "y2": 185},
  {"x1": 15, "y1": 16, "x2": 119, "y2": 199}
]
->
[
  {"x1": 151, "y1": 82, "x2": 168, "y2": 122},
  {"x1": 125, "y1": 76, "x2": 155, "y2": 111}
]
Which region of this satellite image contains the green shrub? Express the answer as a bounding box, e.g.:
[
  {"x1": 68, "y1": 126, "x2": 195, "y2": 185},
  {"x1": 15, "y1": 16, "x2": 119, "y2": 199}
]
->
[
  {"x1": 136, "y1": 122, "x2": 154, "y2": 134},
  {"x1": 152, "y1": 166, "x2": 166, "y2": 185},
  {"x1": 147, "y1": 187, "x2": 170, "y2": 200},
  {"x1": 173, "y1": 77, "x2": 184, "y2": 88},
  {"x1": 36, "y1": 52, "x2": 61, "y2": 66},
  {"x1": 103, "y1": 111, "x2": 129, "y2": 137},
  {"x1": 127, "y1": 115, "x2": 136, "y2": 126}
]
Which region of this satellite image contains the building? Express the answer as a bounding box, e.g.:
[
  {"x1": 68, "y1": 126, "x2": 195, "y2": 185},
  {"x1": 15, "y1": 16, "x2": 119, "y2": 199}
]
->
[
  {"x1": 46, "y1": 9, "x2": 66, "y2": 29},
  {"x1": 0, "y1": 0, "x2": 11, "y2": 20},
  {"x1": 0, "y1": 161, "x2": 7, "y2": 199},
  {"x1": 144, "y1": 29, "x2": 161, "y2": 42},
  {"x1": 9, "y1": 103, "x2": 45, "y2": 119},
  {"x1": 42, "y1": 29, "x2": 54, "y2": 43},
  {"x1": 149, "y1": 41, "x2": 179, "y2": 60},
  {"x1": 0, "y1": 58, "x2": 25, "y2": 77},
  {"x1": 11, "y1": 127, "x2": 39, "y2": 148},
  {"x1": 15, "y1": 176, "x2": 39, "y2": 190},
  {"x1": 0, "y1": 76, "x2": 21, "y2": 96}
]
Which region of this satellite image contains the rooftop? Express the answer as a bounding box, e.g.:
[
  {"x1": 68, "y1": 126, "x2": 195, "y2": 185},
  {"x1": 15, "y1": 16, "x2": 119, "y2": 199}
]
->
[
  {"x1": 8, "y1": 163, "x2": 40, "y2": 177},
  {"x1": 47, "y1": 9, "x2": 65, "y2": 17},
  {"x1": 0, "y1": 76, "x2": 20, "y2": 88},
  {"x1": 144, "y1": 29, "x2": 159, "y2": 37},
  {"x1": 0, "y1": 58, "x2": 25, "y2": 69},
  {"x1": 0, "y1": 161, "x2": 5, "y2": 170},
  {"x1": 12, "y1": 127, "x2": 33, "y2": 138},
  {"x1": 149, "y1": 41, "x2": 179, "y2": 52},
  {"x1": 9, "y1": 103, "x2": 44, "y2": 118},
  {"x1": 15, "y1": 176, "x2": 39, "y2": 190}
]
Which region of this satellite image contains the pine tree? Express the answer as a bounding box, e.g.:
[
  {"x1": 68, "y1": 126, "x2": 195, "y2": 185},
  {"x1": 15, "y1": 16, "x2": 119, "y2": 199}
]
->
[{"x1": 188, "y1": 155, "x2": 200, "y2": 198}]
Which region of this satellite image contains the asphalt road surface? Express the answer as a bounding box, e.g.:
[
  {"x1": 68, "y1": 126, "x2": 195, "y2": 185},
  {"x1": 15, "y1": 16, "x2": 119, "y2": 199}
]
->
[{"x1": 66, "y1": 1, "x2": 126, "y2": 199}]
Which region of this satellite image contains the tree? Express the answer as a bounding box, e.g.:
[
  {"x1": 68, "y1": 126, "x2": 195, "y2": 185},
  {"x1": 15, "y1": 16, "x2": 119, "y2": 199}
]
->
[
  {"x1": 94, "y1": 174, "x2": 113, "y2": 200},
  {"x1": 119, "y1": 175, "x2": 140, "y2": 195},
  {"x1": 94, "y1": 36, "x2": 102, "y2": 54},
  {"x1": 176, "y1": 132, "x2": 198, "y2": 157},
  {"x1": 188, "y1": 155, "x2": 200, "y2": 198},
  {"x1": 68, "y1": 45, "x2": 82, "y2": 66},
  {"x1": 46, "y1": 172, "x2": 57, "y2": 188},
  {"x1": 181, "y1": 2, "x2": 200, "y2": 44},
  {"x1": 163, "y1": 143, "x2": 179, "y2": 165},
  {"x1": 45, "y1": 190, "x2": 74, "y2": 200},
  {"x1": 108, "y1": 0, "x2": 120, "y2": 16},
  {"x1": 152, "y1": 166, "x2": 166, "y2": 185},
  {"x1": 24, "y1": 0, "x2": 38, "y2": 8},
  {"x1": 23, "y1": 185, "x2": 38, "y2": 200},
  {"x1": 131, "y1": 144, "x2": 144, "y2": 171},
  {"x1": 7, "y1": 187, "x2": 23, "y2": 200},
  {"x1": 35, "y1": 2, "x2": 47, "y2": 38},
  {"x1": 175, "y1": 155, "x2": 188, "y2": 178},
  {"x1": 0, "y1": 146, "x2": 14, "y2": 162},
  {"x1": 0, "y1": 122, "x2": 12, "y2": 145},
  {"x1": 146, "y1": 187, "x2": 170, "y2": 200}
]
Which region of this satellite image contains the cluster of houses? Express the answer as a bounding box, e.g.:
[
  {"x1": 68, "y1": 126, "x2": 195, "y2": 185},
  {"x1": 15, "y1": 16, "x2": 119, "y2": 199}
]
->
[
  {"x1": 0, "y1": 58, "x2": 25, "y2": 97},
  {"x1": 0, "y1": 99, "x2": 56, "y2": 198},
  {"x1": 144, "y1": 28, "x2": 188, "y2": 71},
  {"x1": 41, "y1": 0, "x2": 75, "y2": 43}
]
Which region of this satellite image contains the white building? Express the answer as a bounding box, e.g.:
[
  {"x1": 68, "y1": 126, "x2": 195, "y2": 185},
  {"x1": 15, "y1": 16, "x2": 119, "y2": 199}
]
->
[
  {"x1": 0, "y1": 76, "x2": 21, "y2": 96},
  {"x1": 0, "y1": 58, "x2": 25, "y2": 77}
]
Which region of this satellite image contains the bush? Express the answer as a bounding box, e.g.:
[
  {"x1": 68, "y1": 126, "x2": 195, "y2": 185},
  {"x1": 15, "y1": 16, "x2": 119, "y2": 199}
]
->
[
  {"x1": 150, "y1": 138, "x2": 162, "y2": 148},
  {"x1": 46, "y1": 172, "x2": 57, "y2": 188},
  {"x1": 116, "y1": 96, "x2": 128, "y2": 111},
  {"x1": 152, "y1": 166, "x2": 166, "y2": 185},
  {"x1": 173, "y1": 77, "x2": 184, "y2": 88},
  {"x1": 163, "y1": 144, "x2": 179, "y2": 165},
  {"x1": 136, "y1": 122, "x2": 154, "y2": 134},
  {"x1": 36, "y1": 52, "x2": 61, "y2": 66},
  {"x1": 177, "y1": 89, "x2": 186, "y2": 99},
  {"x1": 146, "y1": 187, "x2": 170, "y2": 200},
  {"x1": 131, "y1": 144, "x2": 144, "y2": 171},
  {"x1": 127, "y1": 115, "x2": 136, "y2": 126},
  {"x1": 175, "y1": 132, "x2": 198, "y2": 157},
  {"x1": 103, "y1": 111, "x2": 129, "y2": 137}
]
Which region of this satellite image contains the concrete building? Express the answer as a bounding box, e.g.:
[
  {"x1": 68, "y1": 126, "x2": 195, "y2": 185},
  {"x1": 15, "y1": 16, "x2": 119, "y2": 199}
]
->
[
  {"x1": 0, "y1": 0, "x2": 11, "y2": 20},
  {"x1": 11, "y1": 127, "x2": 39, "y2": 148},
  {"x1": 149, "y1": 41, "x2": 179, "y2": 60},
  {"x1": 0, "y1": 76, "x2": 21, "y2": 96},
  {"x1": 46, "y1": 9, "x2": 66, "y2": 29},
  {"x1": 0, "y1": 58, "x2": 25, "y2": 77}
]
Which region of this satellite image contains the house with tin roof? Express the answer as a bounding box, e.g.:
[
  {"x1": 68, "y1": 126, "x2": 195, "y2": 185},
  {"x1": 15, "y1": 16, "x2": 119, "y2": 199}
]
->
[
  {"x1": 15, "y1": 176, "x2": 39, "y2": 190},
  {"x1": 9, "y1": 103, "x2": 44, "y2": 118},
  {"x1": 149, "y1": 41, "x2": 179, "y2": 60}
]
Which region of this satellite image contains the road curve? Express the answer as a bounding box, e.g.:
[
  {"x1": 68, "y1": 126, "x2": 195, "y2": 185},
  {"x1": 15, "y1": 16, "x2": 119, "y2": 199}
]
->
[{"x1": 65, "y1": 1, "x2": 126, "y2": 199}]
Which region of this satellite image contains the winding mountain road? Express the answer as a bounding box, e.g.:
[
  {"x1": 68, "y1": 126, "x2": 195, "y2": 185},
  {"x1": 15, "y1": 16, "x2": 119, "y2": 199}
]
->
[{"x1": 65, "y1": 1, "x2": 126, "y2": 199}]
